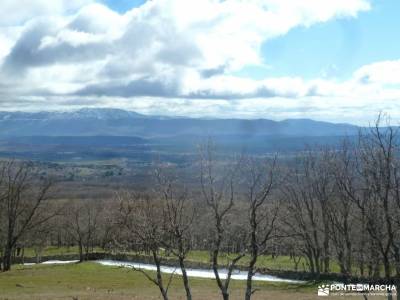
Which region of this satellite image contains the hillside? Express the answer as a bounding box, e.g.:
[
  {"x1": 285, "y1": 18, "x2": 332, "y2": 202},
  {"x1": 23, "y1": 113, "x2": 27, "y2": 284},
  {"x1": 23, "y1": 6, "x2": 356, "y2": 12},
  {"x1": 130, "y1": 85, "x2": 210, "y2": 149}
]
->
[{"x1": 0, "y1": 108, "x2": 359, "y2": 138}]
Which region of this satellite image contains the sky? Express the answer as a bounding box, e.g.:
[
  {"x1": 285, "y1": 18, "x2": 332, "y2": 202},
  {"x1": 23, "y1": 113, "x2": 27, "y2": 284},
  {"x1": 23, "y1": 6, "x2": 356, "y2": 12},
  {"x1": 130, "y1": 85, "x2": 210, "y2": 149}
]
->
[{"x1": 0, "y1": 0, "x2": 399, "y2": 124}]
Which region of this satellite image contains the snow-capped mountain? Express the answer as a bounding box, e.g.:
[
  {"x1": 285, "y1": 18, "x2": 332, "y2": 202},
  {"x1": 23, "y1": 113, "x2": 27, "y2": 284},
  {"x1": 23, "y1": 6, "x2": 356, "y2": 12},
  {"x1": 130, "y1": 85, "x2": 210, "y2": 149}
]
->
[{"x1": 0, "y1": 108, "x2": 359, "y2": 137}]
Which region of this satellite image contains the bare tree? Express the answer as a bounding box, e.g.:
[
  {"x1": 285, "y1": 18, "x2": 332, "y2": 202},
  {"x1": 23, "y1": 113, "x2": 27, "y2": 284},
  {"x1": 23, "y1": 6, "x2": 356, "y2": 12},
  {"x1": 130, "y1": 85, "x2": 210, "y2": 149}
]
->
[
  {"x1": 118, "y1": 192, "x2": 174, "y2": 300},
  {"x1": 24, "y1": 222, "x2": 53, "y2": 263},
  {"x1": 0, "y1": 161, "x2": 53, "y2": 271},
  {"x1": 240, "y1": 156, "x2": 279, "y2": 300},
  {"x1": 65, "y1": 200, "x2": 102, "y2": 262},
  {"x1": 330, "y1": 140, "x2": 360, "y2": 277},
  {"x1": 154, "y1": 166, "x2": 195, "y2": 300},
  {"x1": 199, "y1": 141, "x2": 244, "y2": 300},
  {"x1": 357, "y1": 117, "x2": 400, "y2": 300},
  {"x1": 324, "y1": 116, "x2": 400, "y2": 299},
  {"x1": 282, "y1": 151, "x2": 333, "y2": 276}
]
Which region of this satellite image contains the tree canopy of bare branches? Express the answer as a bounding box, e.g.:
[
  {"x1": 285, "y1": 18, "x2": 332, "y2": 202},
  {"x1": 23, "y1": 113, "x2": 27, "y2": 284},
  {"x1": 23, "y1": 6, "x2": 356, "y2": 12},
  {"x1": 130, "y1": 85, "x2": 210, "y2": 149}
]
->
[{"x1": 0, "y1": 161, "x2": 54, "y2": 271}]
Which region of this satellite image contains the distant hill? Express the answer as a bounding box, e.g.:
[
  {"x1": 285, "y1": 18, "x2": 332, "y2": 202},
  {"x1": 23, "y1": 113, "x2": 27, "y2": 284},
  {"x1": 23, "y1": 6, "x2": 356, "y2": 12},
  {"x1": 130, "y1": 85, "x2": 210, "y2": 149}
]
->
[
  {"x1": 0, "y1": 108, "x2": 359, "y2": 138},
  {"x1": 4, "y1": 135, "x2": 147, "y2": 146}
]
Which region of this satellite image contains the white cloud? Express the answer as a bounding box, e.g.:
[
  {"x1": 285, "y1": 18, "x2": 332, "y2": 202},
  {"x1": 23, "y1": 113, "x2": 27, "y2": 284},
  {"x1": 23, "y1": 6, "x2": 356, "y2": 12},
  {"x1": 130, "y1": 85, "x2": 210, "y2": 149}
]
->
[
  {"x1": 2, "y1": 0, "x2": 393, "y2": 125},
  {"x1": 1, "y1": 0, "x2": 370, "y2": 88},
  {"x1": 353, "y1": 59, "x2": 400, "y2": 85}
]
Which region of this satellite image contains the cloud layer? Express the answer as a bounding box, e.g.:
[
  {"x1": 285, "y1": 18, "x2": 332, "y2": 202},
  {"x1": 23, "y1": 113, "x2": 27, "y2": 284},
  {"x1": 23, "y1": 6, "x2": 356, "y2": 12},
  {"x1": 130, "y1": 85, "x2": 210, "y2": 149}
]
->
[{"x1": 1, "y1": 0, "x2": 397, "y2": 124}]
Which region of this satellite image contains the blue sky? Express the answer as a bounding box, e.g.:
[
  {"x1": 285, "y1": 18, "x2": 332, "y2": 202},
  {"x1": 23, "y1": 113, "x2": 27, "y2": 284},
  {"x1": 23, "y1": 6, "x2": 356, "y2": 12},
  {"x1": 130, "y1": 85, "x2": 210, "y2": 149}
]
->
[
  {"x1": 273, "y1": 1, "x2": 399, "y2": 79},
  {"x1": 0, "y1": 0, "x2": 399, "y2": 124},
  {"x1": 101, "y1": 0, "x2": 146, "y2": 13},
  {"x1": 102, "y1": 0, "x2": 400, "y2": 81},
  {"x1": 243, "y1": 0, "x2": 400, "y2": 81}
]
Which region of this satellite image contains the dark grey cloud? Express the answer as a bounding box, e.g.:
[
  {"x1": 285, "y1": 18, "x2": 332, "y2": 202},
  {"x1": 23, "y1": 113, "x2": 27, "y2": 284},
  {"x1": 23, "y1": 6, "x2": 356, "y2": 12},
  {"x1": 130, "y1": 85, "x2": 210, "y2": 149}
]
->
[
  {"x1": 72, "y1": 75, "x2": 308, "y2": 100},
  {"x1": 186, "y1": 86, "x2": 300, "y2": 100},
  {"x1": 2, "y1": 19, "x2": 111, "y2": 76},
  {"x1": 75, "y1": 77, "x2": 178, "y2": 97},
  {"x1": 2, "y1": 20, "x2": 54, "y2": 73},
  {"x1": 57, "y1": 97, "x2": 106, "y2": 106},
  {"x1": 74, "y1": 79, "x2": 304, "y2": 100},
  {"x1": 156, "y1": 36, "x2": 202, "y2": 66},
  {"x1": 200, "y1": 65, "x2": 226, "y2": 78}
]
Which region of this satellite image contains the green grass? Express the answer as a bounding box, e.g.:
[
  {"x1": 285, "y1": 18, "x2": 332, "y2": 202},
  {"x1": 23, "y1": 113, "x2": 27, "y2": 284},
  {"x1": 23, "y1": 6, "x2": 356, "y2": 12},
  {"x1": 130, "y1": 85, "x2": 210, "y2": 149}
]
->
[
  {"x1": 186, "y1": 251, "x2": 357, "y2": 274},
  {"x1": 185, "y1": 250, "x2": 311, "y2": 271},
  {"x1": 23, "y1": 246, "x2": 347, "y2": 273},
  {"x1": 22, "y1": 246, "x2": 105, "y2": 258},
  {"x1": 0, "y1": 262, "x2": 319, "y2": 300},
  {"x1": 23, "y1": 247, "x2": 308, "y2": 271}
]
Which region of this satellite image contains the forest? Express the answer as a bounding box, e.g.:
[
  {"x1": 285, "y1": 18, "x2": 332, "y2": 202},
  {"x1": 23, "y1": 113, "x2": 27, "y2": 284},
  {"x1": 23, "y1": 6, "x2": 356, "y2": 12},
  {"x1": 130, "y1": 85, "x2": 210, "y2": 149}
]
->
[{"x1": 1, "y1": 117, "x2": 400, "y2": 300}]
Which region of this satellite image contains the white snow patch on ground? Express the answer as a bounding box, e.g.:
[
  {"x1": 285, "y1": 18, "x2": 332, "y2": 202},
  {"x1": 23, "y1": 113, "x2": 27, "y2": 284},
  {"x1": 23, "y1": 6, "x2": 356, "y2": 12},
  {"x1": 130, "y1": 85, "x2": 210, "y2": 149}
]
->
[
  {"x1": 42, "y1": 260, "x2": 79, "y2": 264},
  {"x1": 24, "y1": 260, "x2": 79, "y2": 265},
  {"x1": 96, "y1": 260, "x2": 304, "y2": 283}
]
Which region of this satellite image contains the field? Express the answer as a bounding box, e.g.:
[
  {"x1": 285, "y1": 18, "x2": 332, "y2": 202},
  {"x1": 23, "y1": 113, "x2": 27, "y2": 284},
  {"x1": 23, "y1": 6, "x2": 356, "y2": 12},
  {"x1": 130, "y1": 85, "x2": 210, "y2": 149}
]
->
[
  {"x1": 21, "y1": 246, "x2": 345, "y2": 274},
  {"x1": 0, "y1": 262, "x2": 383, "y2": 300}
]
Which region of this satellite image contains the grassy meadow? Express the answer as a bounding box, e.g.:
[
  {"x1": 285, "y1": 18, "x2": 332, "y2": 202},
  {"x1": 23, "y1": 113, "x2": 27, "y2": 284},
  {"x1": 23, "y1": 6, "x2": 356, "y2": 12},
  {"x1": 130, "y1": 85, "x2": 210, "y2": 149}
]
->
[
  {"x1": 0, "y1": 262, "x2": 380, "y2": 300},
  {"x1": 22, "y1": 246, "x2": 345, "y2": 273}
]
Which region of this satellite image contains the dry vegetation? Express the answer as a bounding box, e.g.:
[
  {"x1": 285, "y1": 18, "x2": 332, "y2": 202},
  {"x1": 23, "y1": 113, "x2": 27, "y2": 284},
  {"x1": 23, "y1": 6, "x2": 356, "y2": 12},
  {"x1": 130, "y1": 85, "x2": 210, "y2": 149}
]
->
[{"x1": 1, "y1": 116, "x2": 400, "y2": 299}]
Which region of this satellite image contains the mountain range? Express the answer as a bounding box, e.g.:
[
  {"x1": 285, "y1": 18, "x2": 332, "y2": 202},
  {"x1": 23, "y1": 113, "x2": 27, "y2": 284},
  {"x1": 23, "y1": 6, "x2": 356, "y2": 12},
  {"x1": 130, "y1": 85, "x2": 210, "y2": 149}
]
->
[{"x1": 0, "y1": 108, "x2": 359, "y2": 138}]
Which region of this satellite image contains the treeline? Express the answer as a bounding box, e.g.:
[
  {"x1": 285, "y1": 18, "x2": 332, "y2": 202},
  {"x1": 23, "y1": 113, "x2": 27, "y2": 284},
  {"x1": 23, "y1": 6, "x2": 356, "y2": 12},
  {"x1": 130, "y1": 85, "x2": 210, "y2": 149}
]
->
[{"x1": 1, "y1": 117, "x2": 400, "y2": 300}]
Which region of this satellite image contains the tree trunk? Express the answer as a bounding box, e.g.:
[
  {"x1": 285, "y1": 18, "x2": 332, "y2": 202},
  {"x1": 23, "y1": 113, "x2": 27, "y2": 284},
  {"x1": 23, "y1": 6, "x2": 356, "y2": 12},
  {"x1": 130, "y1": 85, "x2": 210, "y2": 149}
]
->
[
  {"x1": 323, "y1": 219, "x2": 330, "y2": 273},
  {"x1": 84, "y1": 243, "x2": 90, "y2": 261},
  {"x1": 306, "y1": 251, "x2": 315, "y2": 274},
  {"x1": 383, "y1": 256, "x2": 392, "y2": 300},
  {"x1": 211, "y1": 222, "x2": 230, "y2": 300},
  {"x1": 179, "y1": 256, "x2": 192, "y2": 300},
  {"x1": 21, "y1": 247, "x2": 25, "y2": 265},
  {"x1": 211, "y1": 251, "x2": 230, "y2": 300},
  {"x1": 3, "y1": 234, "x2": 14, "y2": 272},
  {"x1": 245, "y1": 255, "x2": 257, "y2": 300},
  {"x1": 221, "y1": 289, "x2": 229, "y2": 300},
  {"x1": 3, "y1": 246, "x2": 12, "y2": 271},
  {"x1": 160, "y1": 290, "x2": 169, "y2": 300},
  {"x1": 78, "y1": 242, "x2": 84, "y2": 262},
  {"x1": 153, "y1": 252, "x2": 169, "y2": 300}
]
